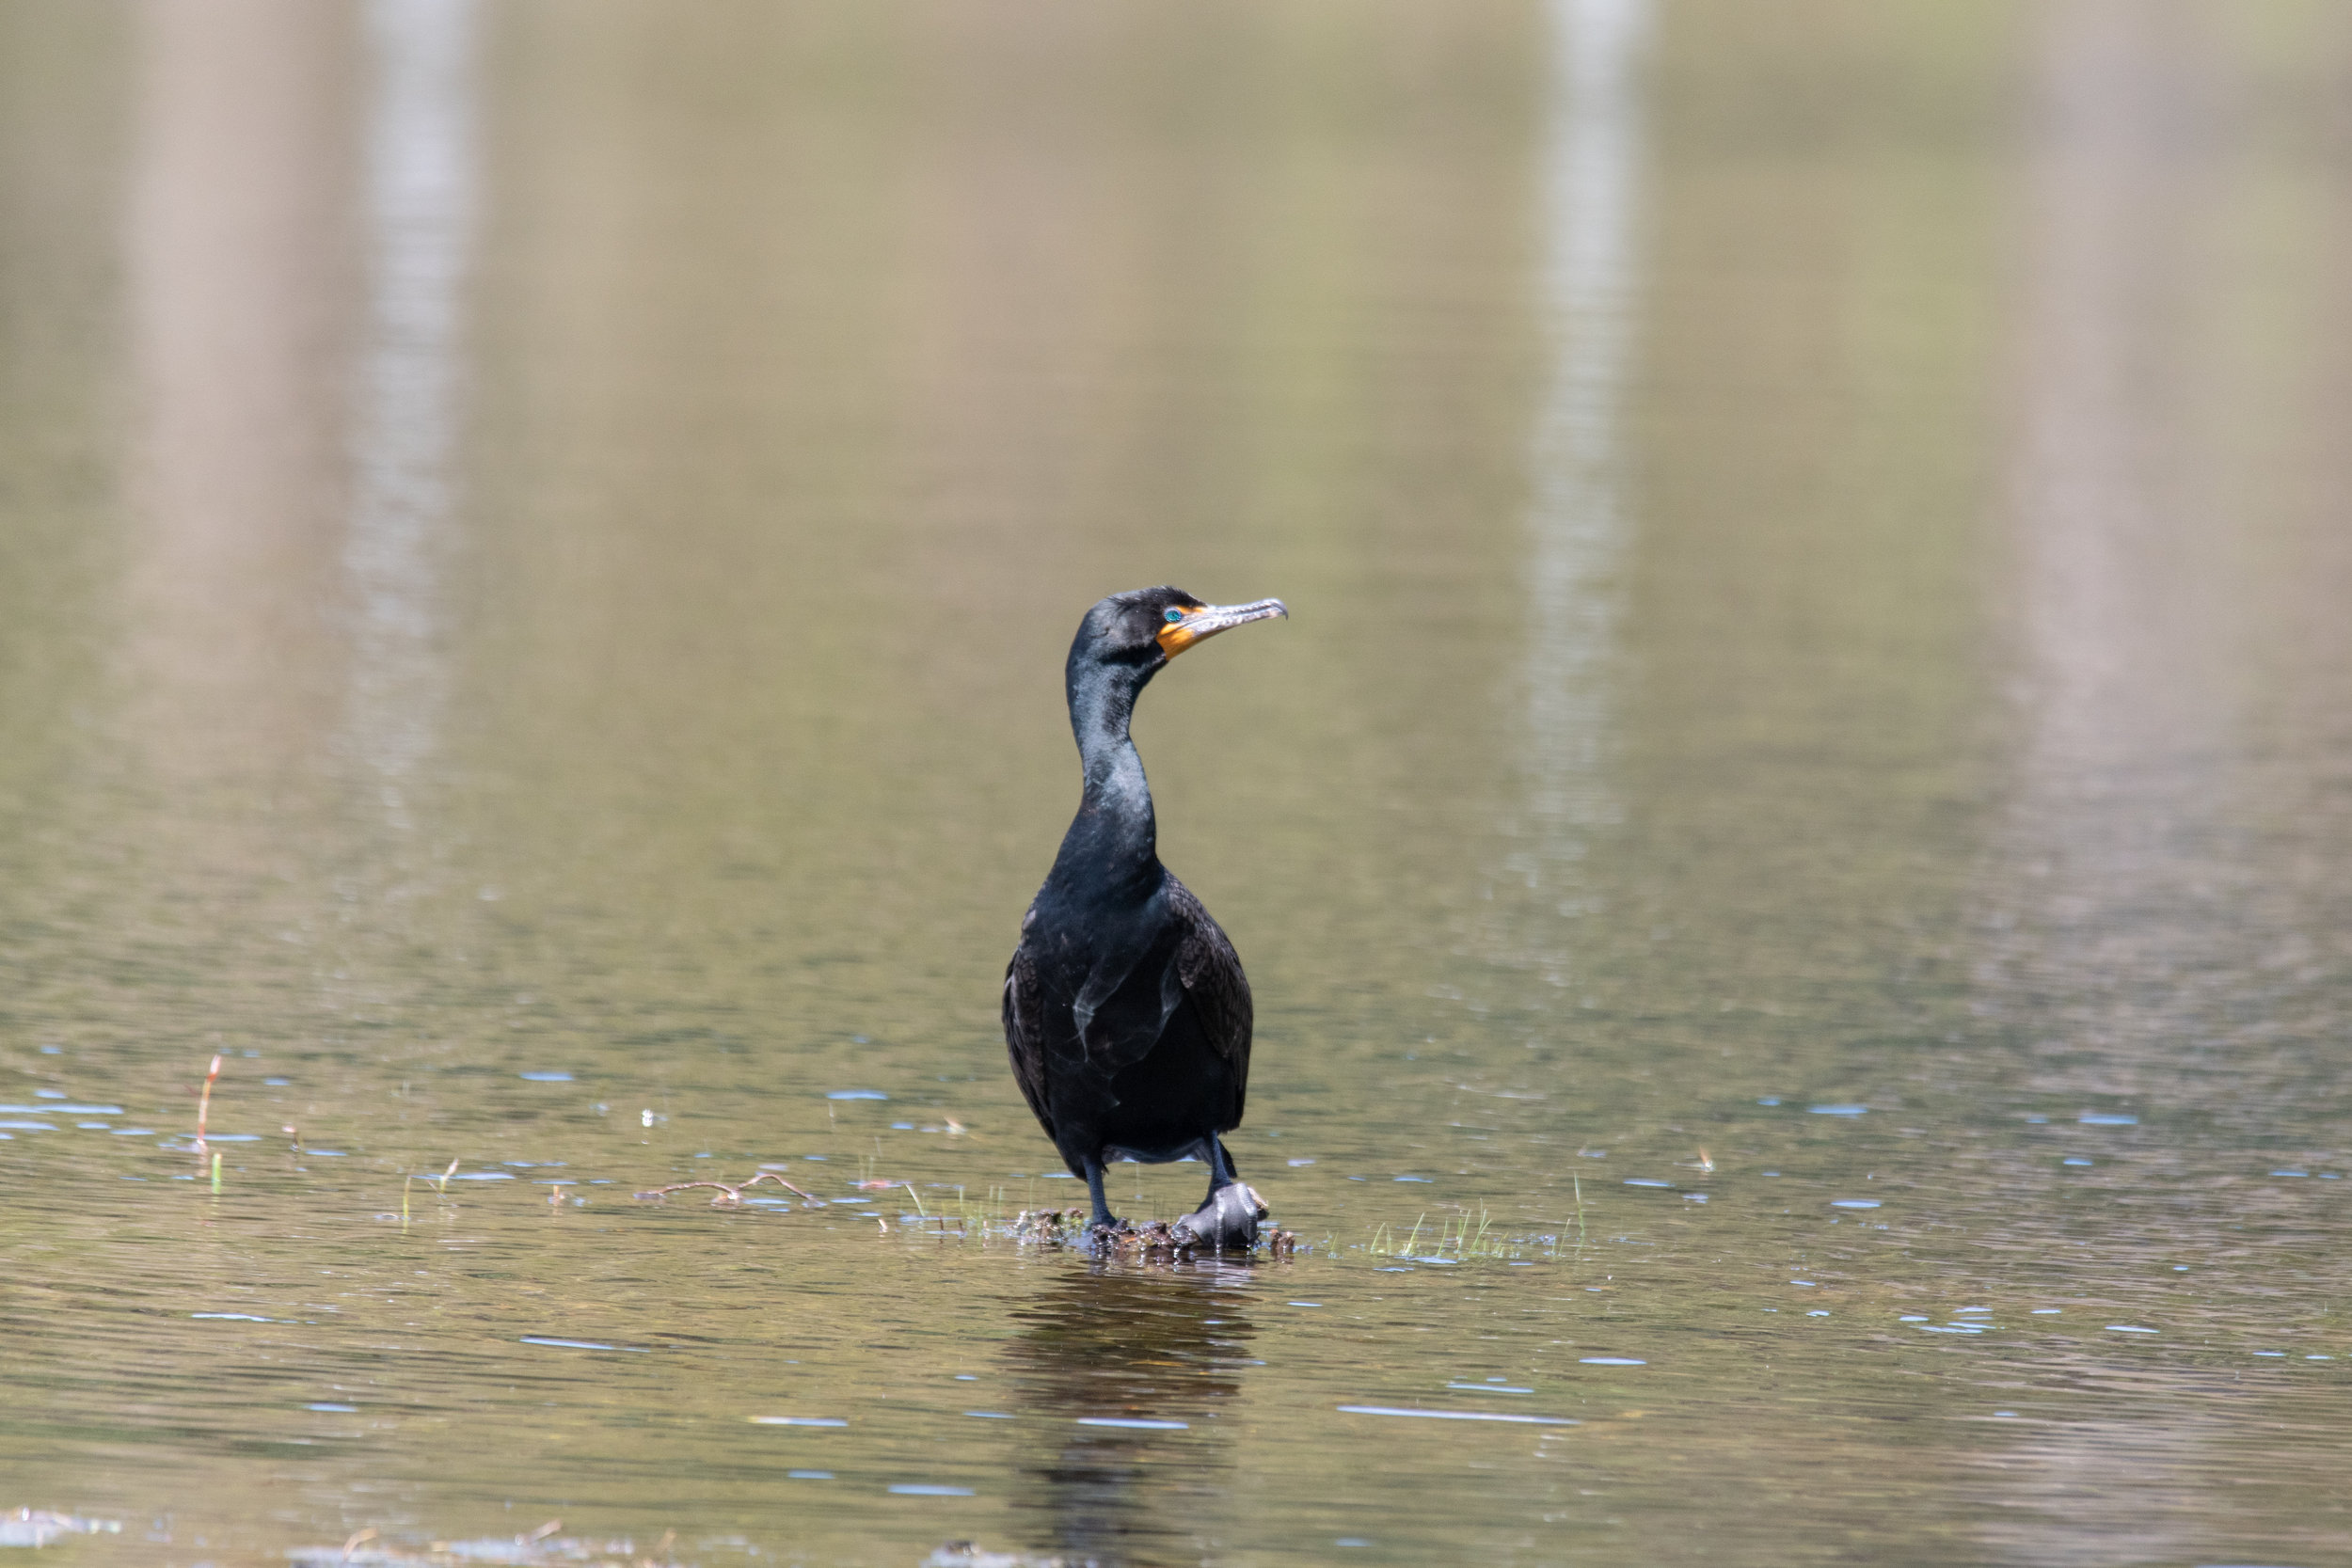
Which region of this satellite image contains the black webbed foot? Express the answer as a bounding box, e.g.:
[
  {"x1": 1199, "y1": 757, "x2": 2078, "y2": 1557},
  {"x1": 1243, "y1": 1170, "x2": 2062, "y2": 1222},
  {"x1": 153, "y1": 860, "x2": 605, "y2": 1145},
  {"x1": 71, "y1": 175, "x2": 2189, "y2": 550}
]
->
[{"x1": 1078, "y1": 1215, "x2": 1135, "y2": 1256}]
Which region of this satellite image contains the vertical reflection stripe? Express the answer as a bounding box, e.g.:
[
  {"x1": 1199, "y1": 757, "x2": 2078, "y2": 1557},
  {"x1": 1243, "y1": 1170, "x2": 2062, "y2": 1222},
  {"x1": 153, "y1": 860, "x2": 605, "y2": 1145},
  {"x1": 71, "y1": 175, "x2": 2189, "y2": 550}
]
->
[
  {"x1": 344, "y1": 0, "x2": 476, "y2": 820},
  {"x1": 1516, "y1": 0, "x2": 1651, "y2": 973}
]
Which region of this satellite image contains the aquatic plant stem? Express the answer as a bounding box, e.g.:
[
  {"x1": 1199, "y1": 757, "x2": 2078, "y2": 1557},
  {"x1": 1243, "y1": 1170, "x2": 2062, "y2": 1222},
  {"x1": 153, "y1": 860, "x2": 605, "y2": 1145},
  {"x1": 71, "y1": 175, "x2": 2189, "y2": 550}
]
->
[{"x1": 195, "y1": 1053, "x2": 221, "y2": 1151}]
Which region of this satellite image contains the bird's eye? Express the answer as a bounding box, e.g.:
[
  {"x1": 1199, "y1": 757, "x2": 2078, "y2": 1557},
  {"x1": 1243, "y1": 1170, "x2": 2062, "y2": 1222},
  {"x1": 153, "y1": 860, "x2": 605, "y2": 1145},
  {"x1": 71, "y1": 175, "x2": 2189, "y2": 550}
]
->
[{"x1": 1163, "y1": 608, "x2": 1184, "y2": 624}]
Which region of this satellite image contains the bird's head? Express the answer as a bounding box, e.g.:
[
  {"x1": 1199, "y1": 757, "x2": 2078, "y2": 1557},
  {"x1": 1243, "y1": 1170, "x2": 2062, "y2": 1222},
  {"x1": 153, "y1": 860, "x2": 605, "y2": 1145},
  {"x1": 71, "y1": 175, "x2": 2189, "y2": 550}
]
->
[{"x1": 1071, "y1": 586, "x2": 1290, "y2": 678}]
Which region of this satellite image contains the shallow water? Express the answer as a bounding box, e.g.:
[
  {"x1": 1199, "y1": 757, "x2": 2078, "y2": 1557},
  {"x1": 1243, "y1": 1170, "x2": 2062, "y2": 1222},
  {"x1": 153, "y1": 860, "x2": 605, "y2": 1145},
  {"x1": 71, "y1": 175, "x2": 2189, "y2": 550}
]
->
[{"x1": 5, "y1": 2, "x2": 2352, "y2": 1565}]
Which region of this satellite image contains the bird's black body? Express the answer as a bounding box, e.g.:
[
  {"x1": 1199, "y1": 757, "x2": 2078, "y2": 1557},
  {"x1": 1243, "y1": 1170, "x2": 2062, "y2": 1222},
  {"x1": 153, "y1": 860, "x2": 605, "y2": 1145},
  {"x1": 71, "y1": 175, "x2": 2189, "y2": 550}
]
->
[{"x1": 1003, "y1": 586, "x2": 1285, "y2": 1243}]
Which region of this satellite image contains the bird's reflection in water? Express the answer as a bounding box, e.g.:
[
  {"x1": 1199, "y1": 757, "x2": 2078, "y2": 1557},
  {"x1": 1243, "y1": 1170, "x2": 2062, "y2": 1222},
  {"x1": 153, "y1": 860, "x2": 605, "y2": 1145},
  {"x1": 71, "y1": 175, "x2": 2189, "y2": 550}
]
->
[{"x1": 1002, "y1": 1260, "x2": 1258, "y2": 1568}]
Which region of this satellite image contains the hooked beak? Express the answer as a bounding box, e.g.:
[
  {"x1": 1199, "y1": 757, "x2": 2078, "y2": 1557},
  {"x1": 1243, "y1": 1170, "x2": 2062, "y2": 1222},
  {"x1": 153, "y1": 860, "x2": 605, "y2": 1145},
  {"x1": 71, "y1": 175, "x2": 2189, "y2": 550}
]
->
[{"x1": 1156, "y1": 597, "x2": 1289, "y2": 659}]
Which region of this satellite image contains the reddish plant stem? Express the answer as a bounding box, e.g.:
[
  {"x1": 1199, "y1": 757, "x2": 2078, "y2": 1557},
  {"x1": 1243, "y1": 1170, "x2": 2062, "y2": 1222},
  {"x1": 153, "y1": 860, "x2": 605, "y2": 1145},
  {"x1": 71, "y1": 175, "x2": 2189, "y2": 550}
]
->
[{"x1": 195, "y1": 1053, "x2": 221, "y2": 1152}]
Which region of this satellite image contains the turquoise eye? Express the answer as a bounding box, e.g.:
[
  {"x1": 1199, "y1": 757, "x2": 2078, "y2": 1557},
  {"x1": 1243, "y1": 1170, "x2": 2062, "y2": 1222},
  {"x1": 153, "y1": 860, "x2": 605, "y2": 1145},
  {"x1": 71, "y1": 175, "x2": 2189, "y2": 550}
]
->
[{"x1": 1163, "y1": 608, "x2": 1184, "y2": 624}]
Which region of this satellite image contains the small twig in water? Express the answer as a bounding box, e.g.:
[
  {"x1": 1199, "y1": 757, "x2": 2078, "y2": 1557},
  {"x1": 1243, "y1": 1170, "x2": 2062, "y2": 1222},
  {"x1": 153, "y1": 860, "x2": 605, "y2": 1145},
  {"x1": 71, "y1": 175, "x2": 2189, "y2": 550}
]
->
[
  {"x1": 436, "y1": 1158, "x2": 458, "y2": 1196},
  {"x1": 339, "y1": 1527, "x2": 377, "y2": 1561},
  {"x1": 525, "y1": 1520, "x2": 562, "y2": 1544},
  {"x1": 633, "y1": 1170, "x2": 818, "y2": 1208},
  {"x1": 904, "y1": 1181, "x2": 926, "y2": 1218}
]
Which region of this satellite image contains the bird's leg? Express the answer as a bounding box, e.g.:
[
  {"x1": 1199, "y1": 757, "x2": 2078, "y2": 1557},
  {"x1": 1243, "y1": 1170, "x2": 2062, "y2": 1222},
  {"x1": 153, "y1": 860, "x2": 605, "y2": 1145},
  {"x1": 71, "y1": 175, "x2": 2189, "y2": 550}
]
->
[
  {"x1": 1203, "y1": 1137, "x2": 1241, "y2": 1205},
  {"x1": 1084, "y1": 1158, "x2": 1120, "y2": 1231}
]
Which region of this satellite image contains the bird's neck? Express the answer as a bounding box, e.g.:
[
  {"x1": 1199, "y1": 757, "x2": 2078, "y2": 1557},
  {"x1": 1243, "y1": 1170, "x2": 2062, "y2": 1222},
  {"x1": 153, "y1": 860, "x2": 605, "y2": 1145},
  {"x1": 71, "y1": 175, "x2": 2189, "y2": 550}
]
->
[{"x1": 1054, "y1": 662, "x2": 1161, "y2": 899}]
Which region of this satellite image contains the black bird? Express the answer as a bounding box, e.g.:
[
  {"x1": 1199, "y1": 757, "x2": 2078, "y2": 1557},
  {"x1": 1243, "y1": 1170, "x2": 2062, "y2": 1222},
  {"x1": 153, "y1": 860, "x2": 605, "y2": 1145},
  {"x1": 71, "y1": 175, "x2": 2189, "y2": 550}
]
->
[{"x1": 1003, "y1": 586, "x2": 1287, "y2": 1245}]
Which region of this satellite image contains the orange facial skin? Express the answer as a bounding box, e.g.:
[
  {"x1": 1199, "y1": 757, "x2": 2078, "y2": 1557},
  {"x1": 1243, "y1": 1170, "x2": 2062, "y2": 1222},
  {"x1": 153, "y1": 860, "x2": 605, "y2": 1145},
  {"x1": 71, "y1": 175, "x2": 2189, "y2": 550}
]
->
[{"x1": 1154, "y1": 606, "x2": 1208, "y2": 658}]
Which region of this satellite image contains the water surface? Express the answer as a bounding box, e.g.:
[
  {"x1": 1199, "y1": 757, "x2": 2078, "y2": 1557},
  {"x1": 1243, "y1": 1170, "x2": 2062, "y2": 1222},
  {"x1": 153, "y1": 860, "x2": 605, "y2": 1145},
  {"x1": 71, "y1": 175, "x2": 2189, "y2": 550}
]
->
[{"x1": 4, "y1": 2, "x2": 2351, "y2": 1565}]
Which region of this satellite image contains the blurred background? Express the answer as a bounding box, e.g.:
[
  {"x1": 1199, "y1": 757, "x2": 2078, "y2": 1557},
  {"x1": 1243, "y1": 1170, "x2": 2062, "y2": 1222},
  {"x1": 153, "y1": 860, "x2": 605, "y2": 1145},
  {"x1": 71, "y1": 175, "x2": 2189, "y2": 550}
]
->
[{"x1": 3, "y1": 2, "x2": 2349, "y2": 1565}]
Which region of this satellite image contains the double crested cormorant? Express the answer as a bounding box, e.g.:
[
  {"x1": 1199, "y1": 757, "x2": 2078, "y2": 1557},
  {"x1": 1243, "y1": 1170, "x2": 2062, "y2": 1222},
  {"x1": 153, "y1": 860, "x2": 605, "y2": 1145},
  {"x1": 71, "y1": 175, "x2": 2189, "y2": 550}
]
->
[{"x1": 1003, "y1": 586, "x2": 1287, "y2": 1246}]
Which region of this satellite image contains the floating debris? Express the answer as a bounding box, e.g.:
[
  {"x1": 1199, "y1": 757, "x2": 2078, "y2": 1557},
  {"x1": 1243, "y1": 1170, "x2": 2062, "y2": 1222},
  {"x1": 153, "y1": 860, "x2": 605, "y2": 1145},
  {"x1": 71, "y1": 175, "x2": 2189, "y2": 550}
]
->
[
  {"x1": 1, "y1": 1511, "x2": 122, "y2": 1547},
  {"x1": 634, "y1": 1170, "x2": 819, "y2": 1208},
  {"x1": 1011, "y1": 1208, "x2": 1295, "y2": 1260},
  {"x1": 1338, "y1": 1405, "x2": 1576, "y2": 1425},
  {"x1": 926, "y1": 1543, "x2": 1098, "y2": 1568},
  {"x1": 286, "y1": 1522, "x2": 680, "y2": 1568}
]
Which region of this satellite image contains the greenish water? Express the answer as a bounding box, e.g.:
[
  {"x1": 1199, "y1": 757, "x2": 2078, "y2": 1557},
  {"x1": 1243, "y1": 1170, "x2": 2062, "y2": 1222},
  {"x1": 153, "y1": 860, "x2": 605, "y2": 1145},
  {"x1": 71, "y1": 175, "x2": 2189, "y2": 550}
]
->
[{"x1": 5, "y1": 2, "x2": 2351, "y2": 1564}]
